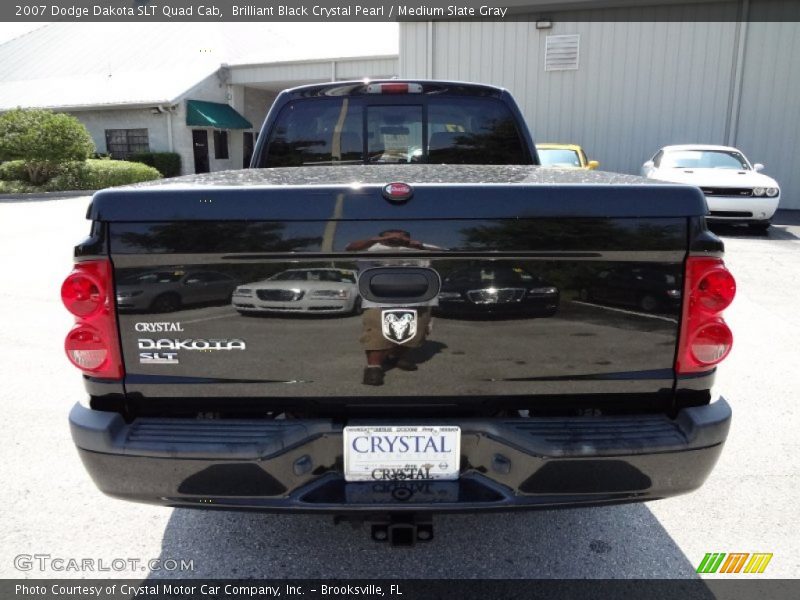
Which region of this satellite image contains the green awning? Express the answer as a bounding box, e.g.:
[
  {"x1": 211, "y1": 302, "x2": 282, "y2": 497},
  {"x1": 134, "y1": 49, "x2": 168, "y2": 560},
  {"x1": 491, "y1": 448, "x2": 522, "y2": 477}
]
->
[{"x1": 185, "y1": 100, "x2": 252, "y2": 129}]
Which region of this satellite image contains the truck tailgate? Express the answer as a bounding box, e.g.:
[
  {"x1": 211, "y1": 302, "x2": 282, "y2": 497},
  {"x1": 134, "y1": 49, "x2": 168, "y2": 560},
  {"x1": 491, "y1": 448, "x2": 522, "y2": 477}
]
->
[{"x1": 94, "y1": 166, "x2": 704, "y2": 413}]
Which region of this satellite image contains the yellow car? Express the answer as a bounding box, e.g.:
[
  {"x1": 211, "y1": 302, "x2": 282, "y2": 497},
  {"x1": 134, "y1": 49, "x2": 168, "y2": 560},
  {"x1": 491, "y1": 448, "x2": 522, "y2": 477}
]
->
[{"x1": 537, "y1": 143, "x2": 599, "y2": 170}]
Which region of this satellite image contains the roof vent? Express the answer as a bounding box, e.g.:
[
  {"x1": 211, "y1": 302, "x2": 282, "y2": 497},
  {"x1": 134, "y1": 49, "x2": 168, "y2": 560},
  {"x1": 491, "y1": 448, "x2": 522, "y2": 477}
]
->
[{"x1": 545, "y1": 34, "x2": 580, "y2": 71}]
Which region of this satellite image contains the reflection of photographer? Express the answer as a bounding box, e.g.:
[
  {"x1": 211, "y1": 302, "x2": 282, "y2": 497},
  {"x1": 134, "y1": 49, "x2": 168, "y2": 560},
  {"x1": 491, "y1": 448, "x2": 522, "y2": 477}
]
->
[
  {"x1": 346, "y1": 230, "x2": 436, "y2": 387},
  {"x1": 345, "y1": 229, "x2": 426, "y2": 252}
]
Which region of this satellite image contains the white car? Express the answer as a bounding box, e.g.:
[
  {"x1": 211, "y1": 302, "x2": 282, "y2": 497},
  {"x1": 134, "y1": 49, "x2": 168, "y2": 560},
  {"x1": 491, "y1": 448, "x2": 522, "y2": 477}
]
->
[
  {"x1": 641, "y1": 144, "x2": 780, "y2": 230},
  {"x1": 232, "y1": 268, "x2": 360, "y2": 315}
]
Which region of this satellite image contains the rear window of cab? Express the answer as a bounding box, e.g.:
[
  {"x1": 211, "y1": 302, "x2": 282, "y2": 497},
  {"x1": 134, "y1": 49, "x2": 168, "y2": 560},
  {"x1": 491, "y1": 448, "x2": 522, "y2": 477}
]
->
[{"x1": 261, "y1": 96, "x2": 530, "y2": 167}]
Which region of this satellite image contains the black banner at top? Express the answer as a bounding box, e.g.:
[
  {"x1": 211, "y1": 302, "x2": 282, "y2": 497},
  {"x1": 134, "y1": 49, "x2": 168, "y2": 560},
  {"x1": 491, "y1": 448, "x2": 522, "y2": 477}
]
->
[{"x1": 4, "y1": 0, "x2": 800, "y2": 23}]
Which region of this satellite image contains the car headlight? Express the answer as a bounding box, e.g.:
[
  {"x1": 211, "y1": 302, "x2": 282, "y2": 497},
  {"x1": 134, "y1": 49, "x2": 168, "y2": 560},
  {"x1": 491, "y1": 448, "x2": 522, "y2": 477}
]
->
[
  {"x1": 310, "y1": 289, "x2": 349, "y2": 299},
  {"x1": 438, "y1": 292, "x2": 463, "y2": 301},
  {"x1": 116, "y1": 290, "x2": 143, "y2": 299},
  {"x1": 753, "y1": 187, "x2": 766, "y2": 197},
  {"x1": 528, "y1": 287, "x2": 558, "y2": 295},
  {"x1": 766, "y1": 187, "x2": 779, "y2": 197},
  {"x1": 233, "y1": 288, "x2": 253, "y2": 297},
  {"x1": 666, "y1": 289, "x2": 682, "y2": 298}
]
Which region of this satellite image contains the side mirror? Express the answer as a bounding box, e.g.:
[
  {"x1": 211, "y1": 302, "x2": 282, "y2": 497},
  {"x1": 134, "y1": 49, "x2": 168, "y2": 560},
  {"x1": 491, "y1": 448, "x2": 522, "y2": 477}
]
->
[
  {"x1": 753, "y1": 163, "x2": 765, "y2": 172},
  {"x1": 587, "y1": 160, "x2": 600, "y2": 170}
]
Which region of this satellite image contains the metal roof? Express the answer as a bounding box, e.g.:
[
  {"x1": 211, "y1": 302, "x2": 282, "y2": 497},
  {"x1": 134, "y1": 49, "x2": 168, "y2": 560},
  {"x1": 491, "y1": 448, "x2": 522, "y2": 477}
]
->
[{"x1": 0, "y1": 23, "x2": 398, "y2": 111}]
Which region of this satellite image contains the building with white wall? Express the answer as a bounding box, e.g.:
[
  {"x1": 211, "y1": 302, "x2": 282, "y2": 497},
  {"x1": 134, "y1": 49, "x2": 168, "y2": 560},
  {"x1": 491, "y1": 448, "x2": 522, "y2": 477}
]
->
[
  {"x1": 1, "y1": 9, "x2": 797, "y2": 209},
  {"x1": 0, "y1": 23, "x2": 398, "y2": 175},
  {"x1": 56, "y1": 68, "x2": 253, "y2": 175},
  {"x1": 400, "y1": 0, "x2": 800, "y2": 209}
]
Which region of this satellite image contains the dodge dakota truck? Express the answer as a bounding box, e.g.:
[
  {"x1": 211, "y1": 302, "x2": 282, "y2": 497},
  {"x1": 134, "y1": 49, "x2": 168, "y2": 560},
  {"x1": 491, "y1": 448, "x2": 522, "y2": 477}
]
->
[{"x1": 65, "y1": 81, "x2": 734, "y2": 545}]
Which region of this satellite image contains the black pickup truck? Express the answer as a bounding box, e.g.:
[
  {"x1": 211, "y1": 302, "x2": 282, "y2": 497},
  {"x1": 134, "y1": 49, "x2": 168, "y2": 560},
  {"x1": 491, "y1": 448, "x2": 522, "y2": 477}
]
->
[{"x1": 65, "y1": 81, "x2": 735, "y2": 543}]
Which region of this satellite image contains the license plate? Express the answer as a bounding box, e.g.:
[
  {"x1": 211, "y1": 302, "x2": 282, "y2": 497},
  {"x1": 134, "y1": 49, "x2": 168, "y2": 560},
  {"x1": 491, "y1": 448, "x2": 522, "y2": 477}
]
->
[{"x1": 343, "y1": 425, "x2": 461, "y2": 482}]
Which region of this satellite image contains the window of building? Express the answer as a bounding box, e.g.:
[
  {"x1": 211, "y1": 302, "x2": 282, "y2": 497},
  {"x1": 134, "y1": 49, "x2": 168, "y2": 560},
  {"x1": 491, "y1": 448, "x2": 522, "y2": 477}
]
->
[
  {"x1": 104, "y1": 129, "x2": 150, "y2": 159},
  {"x1": 213, "y1": 130, "x2": 229, "y2": 159}
]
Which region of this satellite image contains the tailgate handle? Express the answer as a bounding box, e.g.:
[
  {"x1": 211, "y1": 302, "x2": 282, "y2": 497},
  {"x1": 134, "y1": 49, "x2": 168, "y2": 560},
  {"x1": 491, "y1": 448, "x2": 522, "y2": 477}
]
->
[
  {"x1": 371, "y1": 274, "x2": 428, "y2": 297},
  {"x1": 359, "y1": 267, "x2": 441, "y2": 304}
]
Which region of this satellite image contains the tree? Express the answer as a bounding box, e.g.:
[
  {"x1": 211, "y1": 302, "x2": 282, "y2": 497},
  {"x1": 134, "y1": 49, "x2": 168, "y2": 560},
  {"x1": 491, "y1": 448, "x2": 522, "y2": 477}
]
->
[{"x1": 0, "y1": 108, "x2": 95, "y2": 184}]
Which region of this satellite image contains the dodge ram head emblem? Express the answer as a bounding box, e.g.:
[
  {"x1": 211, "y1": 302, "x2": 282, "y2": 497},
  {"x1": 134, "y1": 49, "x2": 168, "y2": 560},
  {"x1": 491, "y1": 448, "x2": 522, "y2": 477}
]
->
[{"x1": 381, "y1": 309, "x2": 418, "y2": 344}]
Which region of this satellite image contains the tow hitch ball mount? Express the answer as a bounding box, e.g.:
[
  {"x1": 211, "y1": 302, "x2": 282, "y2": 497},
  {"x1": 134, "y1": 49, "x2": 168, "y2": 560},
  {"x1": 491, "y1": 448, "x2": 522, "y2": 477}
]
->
[{"x1": 335, "y1": 514, "x2": 434, "y2": 547}]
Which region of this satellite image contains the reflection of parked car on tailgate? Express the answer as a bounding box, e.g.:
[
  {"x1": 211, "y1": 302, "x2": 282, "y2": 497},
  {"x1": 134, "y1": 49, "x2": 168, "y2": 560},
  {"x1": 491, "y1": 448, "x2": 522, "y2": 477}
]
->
[
  {"x1": 437, "y1": 263, "x2": 559, "y2": 317},
  {"x1": 642, "y1": 144, "x2": 780, "y2": 230},
  {"x1": 116, "y1": 270, "x2": 238, "y2": 313},
  {"x1": 233, "y1": 268, "x2": 360, "y2": 315},
  {"x1": 579, "y1": 266, "x2": 682, "y2": 313},
  {"x1": 537, "y1": 143, "x2": 599, "y2": 170}
]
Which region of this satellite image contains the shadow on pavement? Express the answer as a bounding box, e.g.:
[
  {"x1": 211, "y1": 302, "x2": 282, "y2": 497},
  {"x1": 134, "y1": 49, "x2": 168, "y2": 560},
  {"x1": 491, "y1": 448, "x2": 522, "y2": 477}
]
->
[
  {"x1": 710, "y1": 223, "x2": 799, "y2": 242},
  {"x1": 149, "y1": 504, "x2": 701, "y2": 578},
  {"x1": 773, "y1": 209, "x2": 800, "y2": 226},
  {"x1": 709, "y1": 209, "x2": 800, "y2": 241}
]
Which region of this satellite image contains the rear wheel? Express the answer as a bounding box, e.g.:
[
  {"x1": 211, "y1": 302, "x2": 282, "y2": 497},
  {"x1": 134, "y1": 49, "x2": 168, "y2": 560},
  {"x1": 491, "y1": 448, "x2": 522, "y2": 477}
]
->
[{"x1": 639, "y1": 294, "x2": 659, "y2": 312}]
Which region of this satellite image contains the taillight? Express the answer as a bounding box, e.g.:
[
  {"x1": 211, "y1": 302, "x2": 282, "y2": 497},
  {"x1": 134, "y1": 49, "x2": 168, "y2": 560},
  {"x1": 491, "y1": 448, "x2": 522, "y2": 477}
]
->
[
  {"x1": 689, "y1": 320, "x2": 734, "y2": 365},
  {"x1": 65, "y1": 325, "x2": 109, "y2": 371},
  {"x1": 676, "y1": 257, "x2": 736, "y2": 374},
  {"x1": 365, "y1": 82, "x2": 423, "y2": 94},
  {"x1": 695, "y1": 264, "x2": 736, "y2": 312},
  {"x1": 61, "y1": 259, "x2": 124, "y2": 379},
  {"x1": 61, "y1": 268, "x2": 105, "y2": 317}
]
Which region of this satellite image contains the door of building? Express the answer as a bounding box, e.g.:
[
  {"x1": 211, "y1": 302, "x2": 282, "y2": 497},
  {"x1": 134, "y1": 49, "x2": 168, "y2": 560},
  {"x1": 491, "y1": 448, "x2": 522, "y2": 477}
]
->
[
  {"x1": 243, "y1": 131, "x2": 254, "y2": 168},
  {"x1": 192, "y1": 130, "x2": 210, "y2": 173}
]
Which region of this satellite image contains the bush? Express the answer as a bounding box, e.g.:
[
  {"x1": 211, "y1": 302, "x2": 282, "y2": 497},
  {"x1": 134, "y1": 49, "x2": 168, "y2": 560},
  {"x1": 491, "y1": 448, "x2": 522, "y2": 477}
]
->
[
  {"x1": 128, "y1": 152, "x2": 182, "y2": 177},
  {"x1": 0, "y1": 179, "x2": 39, "y2": 194},
  {"x1": 0, "y1": 160, "x2": 28, "y2": 181},
  {"x1": 47, "y1": 159, "x2": 161, "y2": 190},
  {"x1": 0, "y1": 108, "x2": 95, "y2": 184}
]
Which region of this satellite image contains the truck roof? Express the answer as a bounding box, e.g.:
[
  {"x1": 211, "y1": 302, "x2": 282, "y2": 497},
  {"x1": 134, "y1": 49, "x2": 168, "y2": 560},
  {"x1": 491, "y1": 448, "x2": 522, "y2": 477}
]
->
[{"x1": 277, "y1": 79, "x2": 508, "y2": 98}]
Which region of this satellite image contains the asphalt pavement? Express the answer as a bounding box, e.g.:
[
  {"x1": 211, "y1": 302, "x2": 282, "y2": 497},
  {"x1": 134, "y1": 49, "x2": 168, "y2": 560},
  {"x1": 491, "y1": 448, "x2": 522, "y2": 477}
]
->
[{"x1": 1, "y1": 196, "x2": 798, "y2": 579}]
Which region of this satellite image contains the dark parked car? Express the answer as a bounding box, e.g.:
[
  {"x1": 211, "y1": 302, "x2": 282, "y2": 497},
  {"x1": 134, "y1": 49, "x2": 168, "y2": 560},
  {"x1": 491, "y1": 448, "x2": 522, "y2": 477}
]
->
[
  {"x1": 579, "y1": 266, "x2": 682, "y2": 313},
  {"x1": 116, "y1": 269, "x2": 238, "y2": 313},
  {"x1": 437, "y1": 263, "x2": 559, "y2": 317}
]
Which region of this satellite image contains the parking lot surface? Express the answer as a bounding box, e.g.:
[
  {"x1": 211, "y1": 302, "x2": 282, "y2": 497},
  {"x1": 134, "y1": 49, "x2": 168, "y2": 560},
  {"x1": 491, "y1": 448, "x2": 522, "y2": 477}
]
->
[{"x1": 1, "y1": 196, "x2": 798, "y2": 579}]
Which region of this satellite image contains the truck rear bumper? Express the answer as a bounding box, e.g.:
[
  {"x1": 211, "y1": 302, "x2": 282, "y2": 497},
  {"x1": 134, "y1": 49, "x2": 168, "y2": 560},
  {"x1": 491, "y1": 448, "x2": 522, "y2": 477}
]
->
[{"x1": 69, "y1": 399, "x2": 731, "y2": 513}]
